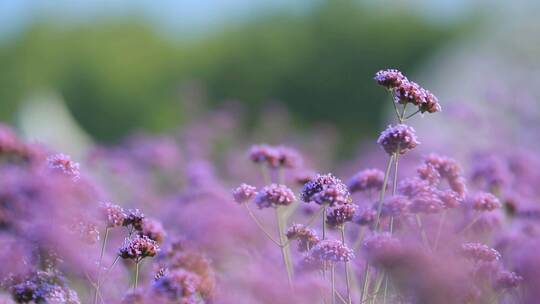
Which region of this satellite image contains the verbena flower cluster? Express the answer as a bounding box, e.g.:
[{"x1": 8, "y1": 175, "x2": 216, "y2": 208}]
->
[{"x1": 1, "y1": 68, "x2": 538, "y2": 304}]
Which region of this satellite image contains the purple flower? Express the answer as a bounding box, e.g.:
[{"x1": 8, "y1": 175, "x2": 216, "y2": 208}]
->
[
  {"x1": 138, "y1": 218, "x2": 167, "y2": 244},
  {"x1": 153, "y1": 269, "x2": 201, "y2": 299},
  {"x1": 248, "y1": 144, "x2": 302, "y2": 169},
  {"x1": 47, "y1": 153, "x2": 81, "y2": 180},
  {"x1": 374, "y1": 69, "x2": 407, "y2": 89},
  {"x1": 348, "y1": 168, "x2": 385, "y2": 193},
  {"x1": 379, "y1": 195, "x2": 411, "y2": 217},
  {"x1": 253, "y1": 184, "x2": 296, "y2": 208},
  {"x1": 377, "y1": 124, "x2": 419, "y2": 155},
  {"x1": 460, "y1": 243, "x2": 501, "y2": 262},
  {"x1": 309, "y1": 239, "x2": 354, "y2": 263},
  {"x1": 99, "y1": 202, "x2": 127, "y2": 228},
  {"x1": 300, "y1": 173, "x2": 351, "y2": 206},
  {"x1": 119, "y1": 235, "x2": 159, "y2": 261},
  {"x1": 354, "y1": 207, "x2": 377, "y2": 226},
  {"x1": 124, "y1": 208, "x2": 145, "y2": 230},
  {"x1": 286, "y1": 224, "x2": 320, "y2": 252},
  {"x1": 232, "y1": 183, "x2": 257, "y2": 204},
  {"x1": 362, "y1": 232, "x2": 401, "y2": 263},
  {"x1": 326, "y1": 203, "x2": 358, "y2": 227},
  {"x1": 493, "y1": 271, "x2": 522, "y2": 291},
  {"x1": 418, "y1": 153, "x2": 467, "y2": 197},
  {"x1": 393, "y1": 80, "x2": 425, "y2": 106},
  {"x1": 469, "y1": 192, "x2": 501, "y2": 212}
]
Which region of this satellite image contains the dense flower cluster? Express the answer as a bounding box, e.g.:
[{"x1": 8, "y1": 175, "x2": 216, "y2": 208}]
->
[
  {"x1": 300, "y1": 173, "x2": 351, "y2": 206},
  {"x1": 377, "y1": 124, "x2": 419, "y2": 155},
  {"x1": 286, "y1": 224, "x2": 320, "y2": 252},
  {"x1": 9, "y1": 270, "x2": 80, "y2": 304},
  {"x1": 325, "y1": 203, "x2": 357, "y2": 227},
  {"x1": 119, "y1": 235, "x2": 160, "y2": 261},
  {"x1": 347, "y1": 168, "x2": 385, "y2": 193},
  {"x1": 253, "y1": 184, "x2": 295, "y2": 208},
  {"x1": 47, "y1": 153, "x2": 81, "y2": 181},
  {"x1": 232, "y1": 183, "x2": 257, "y2": 204},
  {"x1": 469, "y1": 192, "x2": 501, "y2": 212},
  {"x1": 249, "y1": 144, "x2": 302, "y2": 169},
  {"x1": 461, "y1": 243, "x2": 501, "y2": 262},
  {"x1": 308, "y1": 239, "x2": 354, "y2": 263}
]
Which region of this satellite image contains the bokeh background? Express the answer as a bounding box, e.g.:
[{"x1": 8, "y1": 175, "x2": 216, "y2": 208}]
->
[{"x1": 0, "y1": 0, "x2": 538, "y2": 159}]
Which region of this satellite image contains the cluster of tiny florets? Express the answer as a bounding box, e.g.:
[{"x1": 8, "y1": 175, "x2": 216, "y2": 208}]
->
[
  {"x1": 47, "y1": 153, "x2": 81, "y2": 180},
  {"x1": 249, "y1": 144, "x2": 302, "y2": 169},
  {"x1": 100, "y1": 202, "x2": 127, "y2": 228},
  {"x1": 286, "y1": 224, "x2": 320, "y2": 252},
  {"x1": 300, "y1": 173, "x2": 351, "y2": 206},
  {"x1": 232, "y1": 183, "x2": 257, "y2": 204},
  {"x1": 119, "y1": 235, "x2": 159, "y2": 261},
  {"x1": 377, "y1": 124, "x2": 419, "y2": 155},
  {"x1": 417, "y1": 153, "x2": 467, "y2": 197},
  {"x1": 309, "y1": 239, "x2": 354, "y2": 263},
  {"x1": 461, "y1": 243, "x2": 501, "y2": 262},
  {"x1": 348, "y1": 168, "x2": 385, "y2": 193},
  {"x1": 253, "y1": 184, "x2": 295, "y2": 208},
  {"x1": 379, "y1": 195, "x2": 411, "y2": 218},
  {"x1": 375, "y1": 69, "x2": 441, "y2": 114},
  {"x1": 469, "y1": 192, "x2": 501, "y2": 212},
  {"x1": 326, "y1": 203, "x2": 358, "y2": 227}
]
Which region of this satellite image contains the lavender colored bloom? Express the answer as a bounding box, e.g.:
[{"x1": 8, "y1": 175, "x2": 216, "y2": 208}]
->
[
  {"x1": 153, "y1": 269, "x2": 201, "y2": 299},
  {"x1": 354, "y1": 207, "x2": 377, "y2": 226},
  {"x1": 471, "y1": 154, "x2": 512, "y2": 190},
  {"x1": 461, "y1": 243, "x2": 501, "y2": 262},
  {"x1": 139, "y1": 218, "x2": 167, "y2": 244},
  {"x1": 309, "y1": 239, "x2": 354, "y2": 263},
  {"x1": 47, "y1": 153, "x2": 81, "y2": 180},
  {"x1": 10, "y1": 270, "x2": 80, "y2": 304},
  {"x1": 68, "y1": 220, "x2": 100, "y2": 244},
  {"x1": 286, "y1": 224, "x2": 320, "y2": 252},
  {"x1": 436, "y1": 189, "x2": 463, "y2": 209},
  {"x1": 326, "y1": 203, "x2": 358, "y2": 227},
  {"x1": 393, "y1": 80, "x2": 425, "y2": 106},
  {"x1": 275, "y1": 145, "x2": 303, "y2": 169},
  {"x1": 362, "y1": 232, "x2": 401, "y2": 262},
  {"x1": 124, "y1": 208, "x2": 145, "y2": 230},
  {"x1": 348, "y1": 168, "x2": 385, "y2": 193},
  {"x1": 253, "y1": 184, "x2": 295, "y2": 208},
  {"x1": 379, "y1": 195, "x2": 411, "y2": 217},
  {"x1": 420, "y1": 89, "x2": 442, "y2": 113},
  {"x1": 119, "y1": 235, "x2": 159, "y2": 261},
  {"x1": 377, "y1": 124, "x2": 419, "y2": 155},
  {"x1": 418, "y1": 153, "x2": 467, "y2": 197},
  {"x1": 493, "y1": 270, "x2": 522, "y2": 291},
  {"x1": 248, "y1": 144, "x2": 302, "y2": 169},
  {"x1": 99, "y1": 202, "x2": 127, "y2": 228},
  {"x1": 232, "y1": 183, "x2": 257, "y2": 204},
  {"x1": 469, "y1": 192, "x2": 501, "y2": 212},
  {"x1": 374, "y1": 69, "x2": 407, "y2": 89},
  {"x1": 300, "y1": 173, "x2": 351, "y2": 206}
]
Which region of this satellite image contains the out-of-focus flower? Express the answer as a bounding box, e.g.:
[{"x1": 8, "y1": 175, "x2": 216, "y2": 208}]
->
[
  {"x1": 152, "y1": 269, "x2": 201, "y2": 300},
  {"x1": 374, "y1": 69, "x2": 407, "y2": 89},
  {"x1": 354, "y1": 207, "x2": 377, "y2": 226},
  {"x1": 362, "y1": 233, "x2": 401, "y2": 263},
  {"x1": 417, "y1": 153, "x2": 466, "y2": 197},
  {"x1": 99, "y1": 202, "x2": 127, "y2": 228},
  {"x1": 9, "y1": 270, "x2": 80, "y2": 304},
  {"x1": 300, "y1": 173, "x2": 351, "y2": 206},
  {"x1": 124, "y1": 209, "x2": 145, "y2": 231},
  {"x1": 348, "y1": 168, "x2": 385, "y2": 193},
  {"x1": 119, "y1": 235, "x2": 159, "y2": 261},
  {"x1": 377, "y1": 124, "x2": 419, "y2": 155},
  {"x1": 232, "y1": 183, "x2": 257, "y2": 204},
  {"x1": 47, "y1": 153, "x2": 80, "y2": 181},
  {"x1": 139, "y1": 218, "x2": 167, "y2": 245},
  {"x1": 460, "y1": 243, "x2": 501, "y2": 262},
  {"x1": 471, "y1": 154, "x2": 512, "y2": 190},
  {"x1": 379, "y1": 195, "x2": 411, "y2": 218},
  {"x1": 309, "y1": 239, "x2": 354, "y2": 263},
  {"x1": 253, "y1": 184, "x2": 295, "y2": 209},
  {"x1": 68, "y1": 220, "x2": 100, "y2": 244},
  {"x1": 286, "y1": 224, "x2": 320, "y2": 252},
  {"x1": 493, "y1": 271, "x2": 522, "y2": 291},
  {"x1": 469, "y1": 192, "x2": 501, "y2": 212},
  {"x1": 325, "y1": 203, "x2": 357, "y2": 227},
  {"x1": 248, "y1": 144, "x2": 302, "y2": 169}
]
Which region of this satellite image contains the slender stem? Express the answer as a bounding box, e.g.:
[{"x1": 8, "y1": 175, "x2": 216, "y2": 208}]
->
[
  {"x1": 459, "y1": 213, "x2": 481, "y2": 234},
  {"x1": 434, "y1": 211, "x2": 447, "y2": 250},
  {"x1": 134, "y1": 260, "x2": 140, "y2": 289},
  {"x1": 275, "y1": 207, "x2": 293, "y2": 287},
  {"x1": 372, "y1": 271, "x2": 385, "y2": 302},
  {"x1": 244, "y1": 204, "x2": 281, "y2": 246},
  {"x1": 360, "y1": 262, "x2": 371, "y2": 304},
  {"x1": 331, "y1": 264, "x2": 336, "y2": 304},
  {"x1": 305, "y1": 204, "x2": 327, "y2": 228},
  {"x1": 94, "y1": 227, "x2": 109, "y2": 304},
  {"x1": 415, "y1": 214, "x2": 430, "y2": 247},
  {"x1": 260, "y1": 165, "x2": 271, "y2": 184},
  {"x1": 374, "y1": 155, "x2": 394, "y2": 230},
  {"x1": 404, "y1": 109, "x2": 421, "y2": 120},
  {"x1": 340, "y1": 227, "x2": 352, "y2": 304},
  {"x1": 322, "y1": 206, "x2": 327, "y2": 240}
]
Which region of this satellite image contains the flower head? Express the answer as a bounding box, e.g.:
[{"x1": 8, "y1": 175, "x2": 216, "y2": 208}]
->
[
  {"x1": 377, "y1": 124, "x2": 419, "y2": 155},
  {"x1": 493, "y1": 271, "x2": 522, "y2": 291},
  {"x1": 460, "y1": 243, "x2": 501, "y2": 262},
  {"x1": 469, "y1": 192, "x2": 501, "y2": 212},
  {"x1": 138, "y1": 218, "x2": 167, "y2": 244},
  {"x1": 362, "y1": 232, "x2": 401, "y2": 263},
  {"x1": 119, "y1": 235, "x2": 159, "y2": 261},
  {"x1": 354, "y1": 207, "x2": 377, "y2": 226},
  {"x1": 99, "y1": 202, "x2": 127, "y2": 228},
  {"x1": 326, "y1": 203, "x2": 357, "y2": 227},
  {"x1": 152, "y1": 269, "x2": 201, "y2": 299},
  {"x1": 348, "y1": 169, "x2": 385, "y2": 193},
  {"x1": 232, "y1": 183, "x2": 257, "y2": 204},
  {"x1": 47, "y1": 153, "x2": 81, "y2": 180},
  {"x1": 123, "y1": 209, "x2": 145, "y2": 230},
  {"x1": 248, "y1": 144, "x2": 302, "y2": 169},
  {"x1": 300, "y1": 173, "x2": 351, "y2": 206},
  {"x1": 309, "y1": 239, "x2": 354, "y2": 263},
  {"x1": 253, "y1": 184, "x2": 295, "y2": 208},
  {"x1": 286, "y1": 224, "x2": 320, "y2": 252},
  {"x1": 374, "y1": 69, "x2": 407, "y2": 89},
  {"x1": 379, "y1": 195, "x2": 411, "y2": 217}
]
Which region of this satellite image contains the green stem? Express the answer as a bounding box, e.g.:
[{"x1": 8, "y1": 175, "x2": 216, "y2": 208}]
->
[
  {"x1": 276, "y1": 207, "x2": 293, "y2": 287},
  {"x1": 374, "y1": 155, "x2": 394, "y2": 230},
  {"x1": 244, "y1": 204, "x2": 281, "y2": 246},
  {"x1": 360, "y1": 263, "x2": 371, "y2": 304},
  {"x1": 93, "y1": 227, "x2": 109, "y2": 304}
]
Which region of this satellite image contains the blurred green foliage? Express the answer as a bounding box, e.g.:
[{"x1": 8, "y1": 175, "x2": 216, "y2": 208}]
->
[{"x1": 0, "y1": 2, "x2": 468, "y2": 144}]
